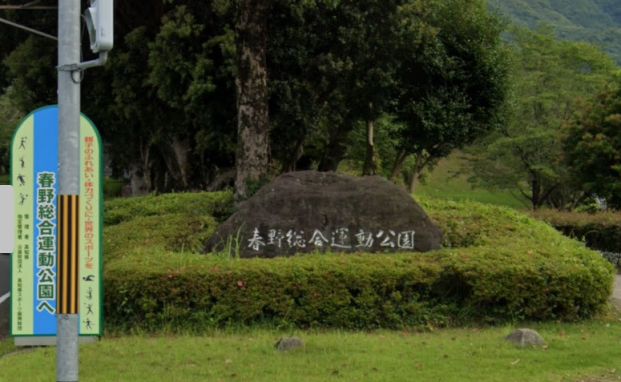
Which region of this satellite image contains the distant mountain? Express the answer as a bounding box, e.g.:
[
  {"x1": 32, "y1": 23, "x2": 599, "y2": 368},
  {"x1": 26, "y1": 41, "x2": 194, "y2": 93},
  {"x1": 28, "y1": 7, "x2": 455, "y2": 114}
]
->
[{"x1": 490, "y1": 0, "x2": 621, "y2": 63}]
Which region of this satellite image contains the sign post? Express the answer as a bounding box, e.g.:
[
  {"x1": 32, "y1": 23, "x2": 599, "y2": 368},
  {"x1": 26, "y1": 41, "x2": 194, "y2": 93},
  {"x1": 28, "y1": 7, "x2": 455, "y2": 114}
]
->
[
  {"x1": 10, "y1": 107, "x2": 103, "y2": 341},
  {"x1": 2, "y1": 1, "x2": 110, "y2": 380},
  {"x1": 56, "y1": 1, "x2": 112, "y2": 380},
  {"x1": 57, "y1": 1, "x2": 82, "y2": 380}
]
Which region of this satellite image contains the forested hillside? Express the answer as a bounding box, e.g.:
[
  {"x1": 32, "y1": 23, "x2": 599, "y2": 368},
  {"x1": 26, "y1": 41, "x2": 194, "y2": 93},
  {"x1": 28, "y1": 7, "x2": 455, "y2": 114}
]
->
[{"x1": 490, "y1": 0, "x2": 621, "y2": 63}]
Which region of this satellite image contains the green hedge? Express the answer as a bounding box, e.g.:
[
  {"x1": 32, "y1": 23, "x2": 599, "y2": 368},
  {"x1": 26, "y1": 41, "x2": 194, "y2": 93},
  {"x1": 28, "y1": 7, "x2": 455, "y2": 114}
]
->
[
  {"x1": 534, "y1": 209, "x2": 621, "y2": 254},
  {"x1": 102, "y1": 194, "x2": 614, "y2": 331},
  {"x1": 105, "y1": 248, "x2": 611, "y2": 331},
  {"x1": 104, "y1": 191, "x2": 234, "y2": 226}
]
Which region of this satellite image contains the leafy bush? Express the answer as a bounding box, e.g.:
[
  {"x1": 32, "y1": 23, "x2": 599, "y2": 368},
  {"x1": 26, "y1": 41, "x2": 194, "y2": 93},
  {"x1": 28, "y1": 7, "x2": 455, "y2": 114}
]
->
[
  {"x1": 533, "y1": 209, "x2": 621, "y2": 254},
  {"x1": 104, "y1": 214, "x2": 219, "y2": 262},
  {"x1": 102, "y1": 193, "x2": 614, "y2": 331},
  {"x1": 104, "y1": 191, "x2": 234, "y2": 225},
  {"x1": 104, "y1": 178, "x2": 124, "y2": 199},
  {"x1": 104, "y1": 246, "x2": 612, "y2": 331},
  {"x1": 601, "y1": 251, "x2": 621, "y2": 270},
  {"x1": 420, "y1": 198, "x2": 560, "y2": 248}
]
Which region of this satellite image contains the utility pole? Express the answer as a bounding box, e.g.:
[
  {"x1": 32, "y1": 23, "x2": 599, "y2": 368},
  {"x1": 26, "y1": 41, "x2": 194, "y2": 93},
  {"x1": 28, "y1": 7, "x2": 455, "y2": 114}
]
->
[
  {"x1": 57, "y1": 0, "x2": 81, "y2": 380},
  {"x1": 56, "y1": 1, "x2": 112, "y2": 380},
  {"x1": 0, "y1": 1, "x2": 111, "y2": 379}
]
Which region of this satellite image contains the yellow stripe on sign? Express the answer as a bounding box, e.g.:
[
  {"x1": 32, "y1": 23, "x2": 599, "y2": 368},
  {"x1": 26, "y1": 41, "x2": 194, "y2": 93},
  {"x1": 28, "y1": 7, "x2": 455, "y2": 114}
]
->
[
  {"x1": 71, "y1": 195, "x2": 78, "y2": 314},
  {"x1": 57, "y1": 194, "x2": 79, "y2": 315}
]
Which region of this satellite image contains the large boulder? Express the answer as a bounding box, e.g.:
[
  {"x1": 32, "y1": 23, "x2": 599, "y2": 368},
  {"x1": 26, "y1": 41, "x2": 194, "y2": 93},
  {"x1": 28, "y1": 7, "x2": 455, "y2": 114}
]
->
[{"x1": 206, "y1": 171, "x2": 442, "y2": 258}]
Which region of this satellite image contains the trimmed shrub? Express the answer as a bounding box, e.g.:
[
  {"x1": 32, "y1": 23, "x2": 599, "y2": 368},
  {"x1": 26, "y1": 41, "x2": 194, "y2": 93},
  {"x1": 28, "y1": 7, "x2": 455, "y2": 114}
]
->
[
  {"x1": 104, "y1": 214, "x2": 219, "y2": 261},
  {"x1": 105, "y1": 191, "x2": 234, "y2": 226},
  {"x1": 421, "y1": 198, "x2": 561, "y2": 248},
  {"x1": 102, "y1": 194, "x2": 614, "y2": 331},
  {"x1": 104, "y1": 244, "x2": 612, "y2": 331},
  {"x1": 534, "y1": 209, "x2": 621, "y2": 255}
]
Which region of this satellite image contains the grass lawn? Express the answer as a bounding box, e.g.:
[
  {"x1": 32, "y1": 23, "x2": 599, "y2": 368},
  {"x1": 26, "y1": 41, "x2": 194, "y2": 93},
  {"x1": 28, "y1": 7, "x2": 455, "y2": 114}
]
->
[
  {"x1": 1, "y1": 320, "x2": 621, "y2": 382},
  {"x1": 415, "y1": 152, "x2": 528, "y2": 210}
]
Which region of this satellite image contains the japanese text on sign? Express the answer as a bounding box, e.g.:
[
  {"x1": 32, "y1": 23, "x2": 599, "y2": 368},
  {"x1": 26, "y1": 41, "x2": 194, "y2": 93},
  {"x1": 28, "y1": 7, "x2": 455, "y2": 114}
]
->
[
  {"x1": 35, "y1": 172, "x2": 56, "y2": 314},
  {"x1": 247, "y1": 228, "x2": 415, "y2": 251}
]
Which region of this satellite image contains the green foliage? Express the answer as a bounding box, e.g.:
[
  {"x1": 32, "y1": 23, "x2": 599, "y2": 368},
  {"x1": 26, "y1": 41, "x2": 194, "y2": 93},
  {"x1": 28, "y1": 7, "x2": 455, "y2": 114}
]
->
[
  {"x1": 564, "y1": 83, "x2": 621, "y2": 208},
  {"x1": 0, "y1": 91, "x2": 21, "y2": 175},
  {"x1": 342, "y1": 115, "x2": 404, "y2": 177},
  {"x1": 419, "y1": 197, "x2": 558, "y2": 248},
  {"x1": 102, "y1": 192, "x2": 613, "y2": 332},
  {"x1": 466, "y1": 27, "x2": 617, "y2": 209},
  {"x1": 104, "y1": 191, "x2": 234, "y2": 225},
  {"x1": 414, "y1": 153, "x2": 527, "y2": 210},
  {"x1": 274, "y1": 0, "x2": 509, "y2": 179},
  {"x1": 0, "y1": 0, "x2": 508, "y2": 192},
  {"x1": 534, "y1": 208, "x2": 621, "y2": 254},
  {"x1": 104, "y1": 214, "x2": 218, "y2": 262},
  {"x1": 104, "y1": 178, "x2": 124, "y2": 199},
  {"x1": 0, "y1": 339, "x2": 15, "y2": 358},
  {"x1": 491, "y1": 0, "x2": 621, "y2": 64},
  {"x1": 104, "y1": 248, "x2": 612, "y2": 331},
  {"x1": 3, "y1": 36, "x2": 56, "y2": 111}
]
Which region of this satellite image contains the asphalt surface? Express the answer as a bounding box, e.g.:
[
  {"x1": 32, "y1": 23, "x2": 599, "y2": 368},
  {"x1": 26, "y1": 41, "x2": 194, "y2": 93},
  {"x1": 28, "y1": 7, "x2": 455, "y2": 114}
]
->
[{"x1": 0, "y1": 253, "x2": 9, "y2": 338}]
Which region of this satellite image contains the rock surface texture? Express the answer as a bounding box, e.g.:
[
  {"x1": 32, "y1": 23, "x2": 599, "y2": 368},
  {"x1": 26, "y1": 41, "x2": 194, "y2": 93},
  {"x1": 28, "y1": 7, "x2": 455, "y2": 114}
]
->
[
  {"x1": 206, "y1": 171, "x2": 443, "y2": 257},
  {"x1": 505, "y1": 329, "x2": 546, "y2": 347},
  {"x1": 275, "y1": 337, "x2": 305, "y2": 352}
]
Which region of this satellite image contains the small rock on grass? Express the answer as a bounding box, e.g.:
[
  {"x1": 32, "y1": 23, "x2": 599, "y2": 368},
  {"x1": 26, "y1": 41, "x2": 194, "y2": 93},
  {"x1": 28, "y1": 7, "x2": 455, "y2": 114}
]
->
[
  {"x1": 275, "y1": 337, "x2": 304, "y2": 352},
  {"x1": 505, "y1": 328, "x2": 546, "y2": 348}
]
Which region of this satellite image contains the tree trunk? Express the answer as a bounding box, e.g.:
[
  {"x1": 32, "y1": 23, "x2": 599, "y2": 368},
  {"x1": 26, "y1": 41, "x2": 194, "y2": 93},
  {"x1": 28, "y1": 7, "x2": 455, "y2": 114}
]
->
[
  {"x1": 531, "y1": 177, "x2": 542, "y2": 210},
  {"x1": 318, "y1": 125, "x2": 349, "y2": 171},
  {"x1": 234, "y1": 0, "x2": 270, "y2": 201},
  {"x1": 405, "y1": 153, "x2": 428, "y2": 194},
  {"x1": 408, "y1": 168, "x2": 420, "y2": 193},
  {"x1": 282, "y1": 135, "x2": 305, "y2": 173},
  {"x1": 129, "y1": 163, "x2": 148, "y2": 196},
  {"x1": 389, "y1": 150, "x2": 408, "y2": 182},
  {"x1": 171, "y1": 137, "x2": 191, "y2": 189},
  {"x1": 362, "y1": 119, "x2": 376, "y2": 176}
]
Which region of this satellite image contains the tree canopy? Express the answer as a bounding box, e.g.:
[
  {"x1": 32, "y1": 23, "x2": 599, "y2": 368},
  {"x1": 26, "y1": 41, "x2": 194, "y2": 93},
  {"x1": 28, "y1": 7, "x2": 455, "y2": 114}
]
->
[
  {"x1": 0, "y1": 0, "x2": 509, "y2": 196},
  {"x1": 564, "y1": 81, "x2": 621, "y2": 208},
  {"x1": 466, "y1": 27, "x2": 617, "y2": 209}
]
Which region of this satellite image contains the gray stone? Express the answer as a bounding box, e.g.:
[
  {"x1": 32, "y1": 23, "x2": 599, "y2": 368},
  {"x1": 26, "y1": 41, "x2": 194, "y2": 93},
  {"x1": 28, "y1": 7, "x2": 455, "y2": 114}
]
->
[
  {"x1": 505, "y1": 328, "x2": 546, "y2": 347},
  {"x1": 275, "y1": 337, "x2": 305, "y2": 352},
  {"x1": 206, "y1": 171, "x2": 443, "y2": 257}
]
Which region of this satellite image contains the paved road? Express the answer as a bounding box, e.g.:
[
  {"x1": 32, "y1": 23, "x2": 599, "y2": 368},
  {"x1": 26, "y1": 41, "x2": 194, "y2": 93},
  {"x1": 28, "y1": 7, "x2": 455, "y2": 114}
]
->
[{"x1": 0, "y1": 254, "x2": 9, "y2": 338}]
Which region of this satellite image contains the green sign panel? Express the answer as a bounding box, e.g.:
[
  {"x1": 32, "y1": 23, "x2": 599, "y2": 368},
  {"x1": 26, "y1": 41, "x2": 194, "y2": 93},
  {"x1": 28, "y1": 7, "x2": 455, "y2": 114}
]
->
[{"x1": 11, "y1": 105, "x2": 103, "y2": 336}]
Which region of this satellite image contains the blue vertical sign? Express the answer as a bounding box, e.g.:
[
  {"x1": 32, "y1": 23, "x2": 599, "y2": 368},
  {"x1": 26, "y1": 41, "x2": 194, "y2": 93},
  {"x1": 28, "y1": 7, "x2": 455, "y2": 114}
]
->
[
  {"x1": 11, "y1": 105, "x2": 103, "y2": 337},
  {"x1": 33, "y1": 107, "x2": 59, "y2": 335}
]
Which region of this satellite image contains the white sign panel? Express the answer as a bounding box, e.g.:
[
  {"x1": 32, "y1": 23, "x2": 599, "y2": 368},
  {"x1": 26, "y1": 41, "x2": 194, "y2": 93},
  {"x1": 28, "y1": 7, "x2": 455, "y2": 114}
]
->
[{"x1": 0, "y1": 185, "x2": 15, "y2": 253}]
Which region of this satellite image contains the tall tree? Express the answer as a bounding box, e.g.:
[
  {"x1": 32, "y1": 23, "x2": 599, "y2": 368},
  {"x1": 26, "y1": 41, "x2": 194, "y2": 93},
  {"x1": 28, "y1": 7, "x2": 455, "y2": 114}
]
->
[
  {"x1": 466, "y1": 27, "x2": 616, "y2": 209},
  {"x1": 234, "y1": 0, "x2": 270, "y2": 200},
  {"x1": 391, "y1": 0, "x2": 509, "y2": 191},
  {"x1": 564, "y1": 83, "x2": 621, "y2": 209}
]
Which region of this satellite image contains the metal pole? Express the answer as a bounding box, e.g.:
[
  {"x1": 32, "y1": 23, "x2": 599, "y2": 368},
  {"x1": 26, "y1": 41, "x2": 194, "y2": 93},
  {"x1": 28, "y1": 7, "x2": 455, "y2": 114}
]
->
[{"x1": 57, "y1": 0, "x2": 80, "y2": 381}]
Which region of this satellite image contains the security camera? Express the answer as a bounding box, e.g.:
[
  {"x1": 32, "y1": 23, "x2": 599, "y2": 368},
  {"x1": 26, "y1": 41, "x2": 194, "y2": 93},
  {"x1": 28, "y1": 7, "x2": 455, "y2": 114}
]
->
[{"x1": 83, "y1": 0, "x2": 113, "y2": 53}]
